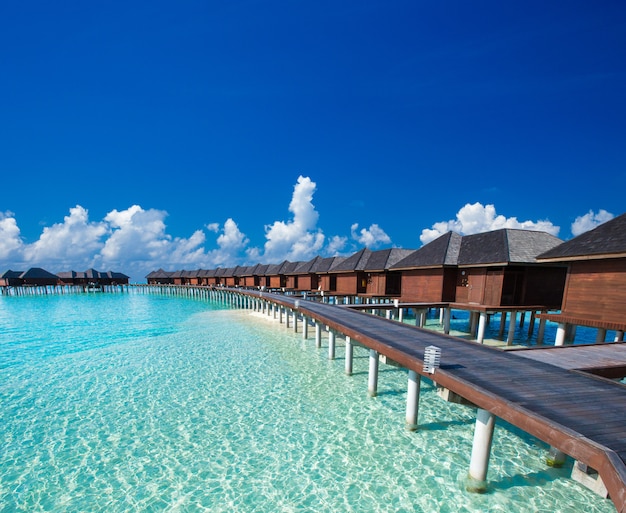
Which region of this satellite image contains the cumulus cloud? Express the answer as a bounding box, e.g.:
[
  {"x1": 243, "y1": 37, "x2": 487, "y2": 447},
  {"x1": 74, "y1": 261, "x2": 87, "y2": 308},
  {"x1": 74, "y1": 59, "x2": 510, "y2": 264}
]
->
[
  {"x1": 571, "y1": 209, "x2": 614, "y2": 236},
  {"x1": 24, "y1": 206, "x2": 107, "y2": 267},
  {"x1": 0, "y1": 211, "x2": 23, "y2": 260},
  {"x1": 350, "y1": 223, "x2": 391, "y2": 248},
  {"x1": 261, "y1": 176, "x2": 325, "y2": 262},
  {"x1": 0, "y1": 175, "x2": 396, "y2": 280},
  {"x1": 206, "y1": 218, "x2": 250, "y2": 267},
  {"x1": 326, "y1": 235, "x2": 348, "y2": 255},
  {"x1": 420, "y1": 202, "x2": 560, "y2": 245}
]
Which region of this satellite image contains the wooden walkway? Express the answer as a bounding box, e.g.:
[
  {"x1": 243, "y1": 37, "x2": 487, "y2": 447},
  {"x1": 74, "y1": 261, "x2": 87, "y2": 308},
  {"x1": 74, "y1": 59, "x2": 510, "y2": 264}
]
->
[
  {"x1": 244, "y1": 290, "x2": 626, "y2": 512},
  {"x1": 511, "y1": 343, "x2": 626, "y2": 379}
]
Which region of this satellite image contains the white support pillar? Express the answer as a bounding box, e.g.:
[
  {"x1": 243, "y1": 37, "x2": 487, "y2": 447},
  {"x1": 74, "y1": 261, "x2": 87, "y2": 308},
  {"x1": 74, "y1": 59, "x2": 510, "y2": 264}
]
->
[
  {"x1": 328, "y1": 331, "x2": 336, "y2": 360},
  {"x1": 345, "y1": 336, "x2": 353, "y2": 376},
  {"x1": 315, "y1": 322, "x2": 322, "y2": 349},
  {"x1": 279, "y1": 306, "x2": 283, "y2": 324},
  {"x1": 418, "y1": 310, "x2": 426, "y2": 328},
  {"x1": 293, "y1": 310, "x2": 298, "y2": 332},
  {"x1": 398, "y1": 307, "x2": 404, "y2": 323},
  {"x1": 467, "y1": 408, "x2": 496, "y2": 493},
  {"x1": 555, "y1": 323, "x2": 567, "y2": 346},
  {"x1": 506, "y1": 311, "x2": 517, "y2": 346},
  {"x1": 546, "y1": 446, "x2": 567, "y2": 468},
  {"x1": 286, "y1": 309, "x2": 291, "y2": 328},
  {"x1": 615, "y1": 331, "x2": 624, "y2": 342},
  {"x1": 405, "y1": 370, "x2": 421, "y2": 431},
  {"x1": 439, "y1": 308, "x2": 444, "y2": 325},
  {"x1": 595, "y1": 328, "x2": 606, "y2": 344},
  {"x1": 368, "y1": 349, "x2": 379, "y2": 397},
  {"x1": 443, "y1": 307, "x2": 451, "y2": 335},
  {"x1": 386, "y1": 309, "x2": 392, "y2": 320},
  {"x1": 303, "y1": 316, "x2": 309, "y2": 339},
  {"x1": 476, "y1": 312, "x2": 488, "y2": 344},
  {"x1": 537, "y1": 317, "x2": 547, "y2": 345}
]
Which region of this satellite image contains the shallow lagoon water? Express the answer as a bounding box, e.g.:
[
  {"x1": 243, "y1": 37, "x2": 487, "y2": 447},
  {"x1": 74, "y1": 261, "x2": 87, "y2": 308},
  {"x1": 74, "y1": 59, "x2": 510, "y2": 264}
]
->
[{"x1": 0, "y1": 293, "x2": 615, "y2": 512}]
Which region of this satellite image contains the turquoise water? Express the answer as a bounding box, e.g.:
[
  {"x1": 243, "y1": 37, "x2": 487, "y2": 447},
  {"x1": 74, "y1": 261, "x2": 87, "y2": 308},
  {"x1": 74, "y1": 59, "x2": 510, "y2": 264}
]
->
[{"x1": 0, "y1": 293, "x2": 615, "y2": 512}]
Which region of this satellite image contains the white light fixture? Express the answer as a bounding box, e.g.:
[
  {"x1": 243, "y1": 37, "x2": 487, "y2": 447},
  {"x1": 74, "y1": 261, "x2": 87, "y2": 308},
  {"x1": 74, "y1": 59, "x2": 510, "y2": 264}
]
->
[{"x1": 424, "y1": 346, "x2": 441, "y2": 374}]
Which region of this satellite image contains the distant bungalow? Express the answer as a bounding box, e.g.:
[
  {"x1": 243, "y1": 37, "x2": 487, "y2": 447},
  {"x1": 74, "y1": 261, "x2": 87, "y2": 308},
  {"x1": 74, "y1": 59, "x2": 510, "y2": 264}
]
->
[{"x1": 1, "y1": 268, "x2": 129, "y2": 287}]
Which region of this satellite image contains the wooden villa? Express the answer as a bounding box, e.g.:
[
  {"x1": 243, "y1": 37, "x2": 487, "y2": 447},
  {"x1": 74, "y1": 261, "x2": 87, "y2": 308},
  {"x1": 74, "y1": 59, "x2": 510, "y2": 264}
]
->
[
  {"x1": 58, "y1": 269, "x2": 130, "y2": 286},
  {"x1": 390, "y1": 231, "x2": 461, "y2": 302},
  {"x1": 0, "y1": 270, "x2": 25, "y2": 287},
  {"x1": 453, "y1": 228, "x2": 566, "y2": 308},
  {"x1": 537, "y1": 212, "x2": 626, "y2": 345},
  {"x1": 327, "y1": 248, "x2": 413, "y2": 298},
  {"x1": 309, "y1": 256, "x2": 345, "y2": 294},
  {"x1": 146, "y1": 269, "x2": 174, "y2": 285}
]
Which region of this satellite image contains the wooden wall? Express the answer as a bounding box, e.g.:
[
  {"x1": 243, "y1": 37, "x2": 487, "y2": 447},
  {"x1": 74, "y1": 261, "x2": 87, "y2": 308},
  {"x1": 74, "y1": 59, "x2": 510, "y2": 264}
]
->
[
  {"x1": 562, "y1": 259, "x2": 626, "y2": 323},
  {"x1": 400, "y1": 269, "x2": 446, "y2": 302}
]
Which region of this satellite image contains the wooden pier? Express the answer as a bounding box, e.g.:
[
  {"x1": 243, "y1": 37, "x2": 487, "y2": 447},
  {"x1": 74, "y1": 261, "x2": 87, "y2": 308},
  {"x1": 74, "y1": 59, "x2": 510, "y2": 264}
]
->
[{"x1": 225, "y1": 287, "x2": 626, "y2": 511}]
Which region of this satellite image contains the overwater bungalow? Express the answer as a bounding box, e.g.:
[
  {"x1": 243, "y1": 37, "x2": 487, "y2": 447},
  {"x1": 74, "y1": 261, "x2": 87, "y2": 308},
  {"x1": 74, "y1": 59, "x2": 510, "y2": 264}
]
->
[
  {"x1": 146, "y1": 269, "x2": 174, "y2": 285},
  {"x1": 390, "y1": 231, "x2": 461, "y2": 303},
  {"x1": 286, "y1": 257, "x2": 321, "y2": 293},
  {"x1": 20, "y1": 267, "x2": 59, "y2": 286},
  {"x1": 0, "y1": 270, "x2": 25, "y2": 287},
  {"x1": 59, "y1": 269, "x2": 130, "y2": 286},
  {"x1": 537, "y1": 212, "x2": 626, "y2": 345},
  {"x1": 453, "y1": 229, "x2": 566, "y2": 308},
  {"x1": 309, "y1": 256, "x2": 345, "y2": 294},
  {"x1": 327, "y1": 248, "x2": 413, "y2": 298}
]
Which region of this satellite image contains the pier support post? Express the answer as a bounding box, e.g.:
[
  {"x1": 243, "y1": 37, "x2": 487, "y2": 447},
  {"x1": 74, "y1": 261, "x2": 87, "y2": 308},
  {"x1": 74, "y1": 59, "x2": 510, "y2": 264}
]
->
[
  {"x1": 315, "y1": 322, "x2": 322, "y2": 349},
  {"x1": 476, "y1": 312, "x2": 487, "y2": 344},
  {"x1": 405, "y1": 370, "x2": 421, "y2": 431},
  {"x1": 467, "y1": 408, "x2": 496, "y2": 493},
  {"x1": 293, "y1": 310, "x2": 298, "y2": 332},
  {"x1": 443, "y1": 308, "x2": 451, "y2": 335},
  {"x1": 279, "y1": 306, "x2": 284, "y2": 324},
  {"x1": 555, "y1": 323, "x2": 567, "y2": 346},
  {"x1": 615, "y1": 331, "x2": 624, "y2": 342},
  {"x1": 345, "y1": 336, "x2": 353, "y2": 375},
  {"x1": 328, "y1": 330, "x2": 336, "y2": 360},
  {"x1": 595, "y1": 328, "x2": 606, "y2": 344},
  {"x1": 546, "y1": 447, "x2": 567, "y2": 468},
  {"x1": 507, "y1": 311, "x2": 517, "y2": 345},
  {"x1": 368, "y1": 349, "x2": 379, "y2": 397},
  {"x1": 469, "y1": 312, "x2": 478, "y2": 337},
  {"x1": 537, "y1": 317, "x2": 547, "y2": 345},
  {"x1": 303, "y1": 316, "x2": 309, "y2": 339}
]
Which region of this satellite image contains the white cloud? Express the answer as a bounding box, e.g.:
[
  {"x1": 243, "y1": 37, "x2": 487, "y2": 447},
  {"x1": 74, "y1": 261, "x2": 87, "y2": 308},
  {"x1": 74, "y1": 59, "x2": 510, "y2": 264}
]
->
[
  {"x1": 0, "y1": 212, "x2": 23, "y2": 260},
  {"x1": 261, "y1": 175, "x2": 325, "y2": 262},
  {"x1": 326, "y1": 235, "x2": 348, "y2": 255},
  {"x1": 205, "y1": 218, "x2": 250, "y2": 267},
  {"x1": 99, "y1": 206, "x2": 171, "y2": 262},
  {"x1": 0, "y1": 176, "x2": 397, "y2": 279},
  {"x1": 571, "y1": 209, "x2": 614, "y2": 236},
  {"x1": 24, "y1": 205, "x2": 107, "y2": 267},
  {"x1": 420, "y1": 202, "x2": 560, "y2": 244},
  {"x1": 351, "y1": 223, "x2": 391, "y2": 248}
]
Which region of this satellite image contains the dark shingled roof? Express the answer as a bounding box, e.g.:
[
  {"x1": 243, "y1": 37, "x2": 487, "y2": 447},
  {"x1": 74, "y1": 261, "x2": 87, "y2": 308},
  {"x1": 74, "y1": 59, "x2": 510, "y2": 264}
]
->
[
  {"x1": 538, "y1": 212, "x2": 626, "y2": 261},
  {"x1": 330, "y1": 248, "x2": 372, "y2": 272},
  {"x1": 363, "y1": 248, "x2": 415, "y2": 271},
  {"x1": 458, "y1": 229, "x2": 563, "y2": 265},
  {"x1": 20, "y1": 267, "x2": 58, "y2": 279},
  {"x1": 253, "y1": 264, "x2": 269, "y2": 275},
  {"x1": 292, "y1": 257, "x2": 318, "y2": 274},
  {"x1": 309, "y1": 256, "x2": 345, "y2": 273},
  {"x1": 264, "y1": 263, "x2": 282, "y2": 275},
  {"x1": 391, "y1": 232, "x2": 462, "y2": 269},
  {"x1": 2, "y1": 270, "x2": 24, "y2": 279}
]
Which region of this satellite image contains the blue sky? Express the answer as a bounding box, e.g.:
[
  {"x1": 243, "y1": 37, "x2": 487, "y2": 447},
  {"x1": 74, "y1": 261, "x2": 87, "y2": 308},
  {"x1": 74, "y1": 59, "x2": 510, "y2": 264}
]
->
[{"x1": 1, "y1": 1, "x2": 625, "y2": 281}]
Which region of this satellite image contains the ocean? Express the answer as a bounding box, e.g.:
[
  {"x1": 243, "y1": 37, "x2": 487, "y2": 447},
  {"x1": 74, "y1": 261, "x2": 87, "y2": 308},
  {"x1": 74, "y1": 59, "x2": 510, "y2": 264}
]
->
[{"x1": 0, "y1": 292, "x2": 615, "y2": 512}]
